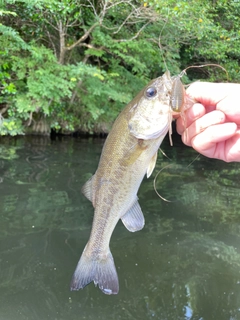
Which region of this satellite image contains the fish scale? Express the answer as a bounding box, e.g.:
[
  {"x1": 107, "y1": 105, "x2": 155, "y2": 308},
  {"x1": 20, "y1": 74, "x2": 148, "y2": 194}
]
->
[{"x1": 70, "y1": 71, "x2": 182, "y2": 295}]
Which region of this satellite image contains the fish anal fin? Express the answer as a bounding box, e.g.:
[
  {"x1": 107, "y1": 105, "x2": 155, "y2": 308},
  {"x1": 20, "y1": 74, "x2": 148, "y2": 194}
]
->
[
  {"x1": 70, "y1": 246, "x2": 119, "y2": 295},
  {"x1": 121, "y1": 200, "x2": 145, "y2": 232},
  {"x1": 146, "y1": 152, "x2": 158, "y2": 178},
  {"x1": 81, "y1": 175, "x2": 93, "y2": 202}
]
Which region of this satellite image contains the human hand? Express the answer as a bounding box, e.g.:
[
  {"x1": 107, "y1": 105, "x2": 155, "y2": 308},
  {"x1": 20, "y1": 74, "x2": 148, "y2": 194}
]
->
[{"x1": 176, "y1": 82, "x2": 240, "y2": 162}]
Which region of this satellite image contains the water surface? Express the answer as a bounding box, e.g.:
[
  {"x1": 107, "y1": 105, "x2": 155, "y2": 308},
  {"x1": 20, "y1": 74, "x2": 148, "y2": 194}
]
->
[{"x1": 0, "y1": 134, "x2": 240, "y2": 320}]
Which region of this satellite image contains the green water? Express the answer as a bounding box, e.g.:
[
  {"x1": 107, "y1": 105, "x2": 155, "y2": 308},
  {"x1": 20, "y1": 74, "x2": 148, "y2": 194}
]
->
[{"x1": 0, "y1": 135, "x2": 240, "y2": 320}]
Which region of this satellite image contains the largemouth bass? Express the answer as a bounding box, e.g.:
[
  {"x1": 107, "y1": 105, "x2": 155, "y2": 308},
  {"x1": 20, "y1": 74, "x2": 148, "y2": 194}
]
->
[{"x1": 71, "y1": 71, "x2": 176, "y2": 295}]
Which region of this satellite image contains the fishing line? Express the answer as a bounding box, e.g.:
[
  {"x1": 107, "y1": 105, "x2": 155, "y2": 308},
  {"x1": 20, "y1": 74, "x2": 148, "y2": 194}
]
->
[
  {"x1": 154, "y1": 152, "x2": 200, "y2": 202},
  {"x1": 159, "y1": 147, "x2": 171, "y2": 160},
  {"x1": 180, "y1": 64, "x2": 229, "y2": 81},
  {"x1": 187, "y1": 153, "x2": 200, "y2": 167},
  {"x1": 158, "y1": 8, "x2": 170, "y2": 73},
  {"x1": 153, "y1": 164, "x2": 173, "y2": 203}
]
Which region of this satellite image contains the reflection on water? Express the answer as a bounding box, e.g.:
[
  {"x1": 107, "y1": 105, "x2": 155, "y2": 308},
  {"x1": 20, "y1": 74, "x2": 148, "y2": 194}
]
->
[{"x1": 0, "y1": 134, "x2": 240, "y2": 320}]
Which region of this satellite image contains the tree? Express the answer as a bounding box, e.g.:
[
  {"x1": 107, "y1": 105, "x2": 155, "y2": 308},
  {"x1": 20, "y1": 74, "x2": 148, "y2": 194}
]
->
[
  {"x1": 1, "y1": 0, "x2": 164, "y2": 134},
  {"x1": 1, "y1": 0, "x2": 240, "y2": 135}
]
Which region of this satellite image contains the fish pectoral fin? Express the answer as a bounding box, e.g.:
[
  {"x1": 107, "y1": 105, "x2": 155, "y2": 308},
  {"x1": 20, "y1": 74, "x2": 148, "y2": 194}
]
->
[
  {"x1": 121, "y1": 200, "x2": 145, "y2": 232},
  {"x1": 81, "y1": 175, "x2": 93, "y2": 202},
  {"x1": 146, "y1": 152, "x2": 158, "y2": 178}
]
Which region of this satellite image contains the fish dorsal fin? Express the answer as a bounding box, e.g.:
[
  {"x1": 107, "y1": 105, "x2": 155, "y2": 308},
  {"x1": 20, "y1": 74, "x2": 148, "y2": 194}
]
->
[
  {"x1": 121, "y1": 199, "x2": 145, "y2": 232},
  {"x1": 81, "y1": 175, "x2": 93, "y2": 202},
  {"x1": 146, "y1": 152, "x2": 158, "y2": 178}
]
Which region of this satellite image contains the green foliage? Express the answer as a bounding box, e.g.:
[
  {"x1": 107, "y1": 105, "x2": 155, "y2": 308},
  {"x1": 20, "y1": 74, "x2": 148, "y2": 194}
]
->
[
  {"x1": 0, "y1": 118, "x2": 23, "y2": 135},
  {"x1": 1, "y1": 0, "x2": 240, "y2": 135},
  {"x1": 145, "y1": 0, "x2": 240, "y2": 81}
]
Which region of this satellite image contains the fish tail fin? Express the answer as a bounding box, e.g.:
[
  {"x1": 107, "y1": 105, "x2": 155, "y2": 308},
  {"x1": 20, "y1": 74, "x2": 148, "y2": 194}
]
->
[{"x1": 70, "y1": 245, "x2": 119, "y2": 295}]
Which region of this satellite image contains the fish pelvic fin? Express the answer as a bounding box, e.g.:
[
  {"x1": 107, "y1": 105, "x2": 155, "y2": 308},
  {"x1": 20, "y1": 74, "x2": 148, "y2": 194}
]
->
[
  {"x1": 70, "y1": 246, "x2": 119, "y2": 295},
  {"x1": 81, "y1": 175, "x2": 93, "y2": 202},
  {"x1": 121, "y1": 199, "x2": 145, "y2": 232}
]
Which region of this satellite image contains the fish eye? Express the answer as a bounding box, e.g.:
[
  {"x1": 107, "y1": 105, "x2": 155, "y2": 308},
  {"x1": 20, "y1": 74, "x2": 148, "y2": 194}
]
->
[{"x1": 145, "y1": 87, "x2": 157, "y2": 99}]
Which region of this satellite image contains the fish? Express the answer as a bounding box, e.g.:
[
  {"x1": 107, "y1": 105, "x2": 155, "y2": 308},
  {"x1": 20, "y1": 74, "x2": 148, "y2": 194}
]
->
[{"x1": 70, "y1": 71, "x2": 177, "y2": 295}]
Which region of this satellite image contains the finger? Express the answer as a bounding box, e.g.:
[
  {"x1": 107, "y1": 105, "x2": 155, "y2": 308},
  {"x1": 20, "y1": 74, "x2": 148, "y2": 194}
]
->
[
  {"x1": 191, "y1": 122, "x2": 238, "y2": 160},
  {"x1": 176, "y1": 103, "x2": 205, "y2": 135},
  {"x1": 186, "y1": 82, "x2": 237, "y2": 108},
  {"x1": 182, "y1": 110, "x2": 226, "y2": 146},
  {"x1": 225, "y1": 129, "x2": 240, "y2": 162},
  {"x1": 217, "y1": 96, "x2": 240, "y2": 124}
]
